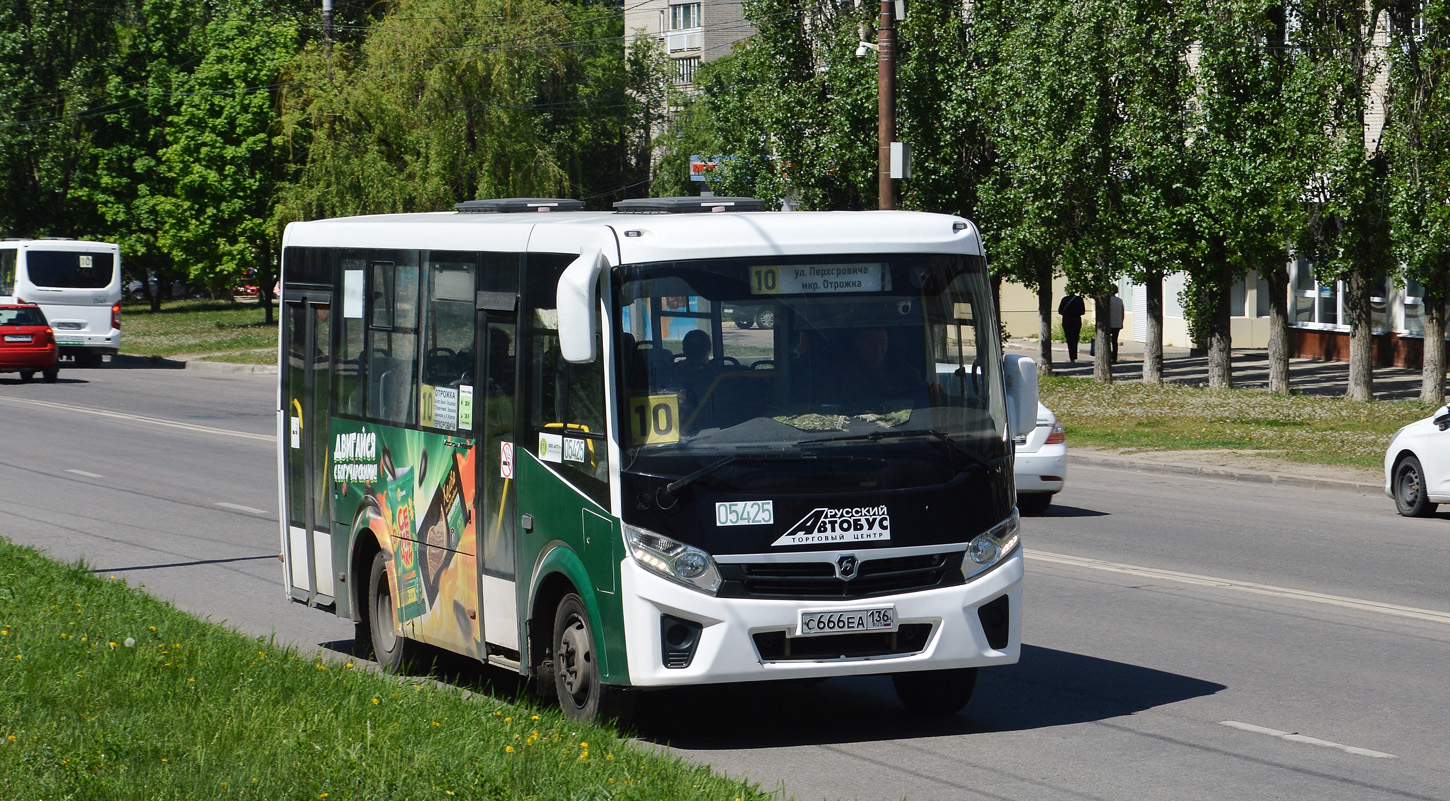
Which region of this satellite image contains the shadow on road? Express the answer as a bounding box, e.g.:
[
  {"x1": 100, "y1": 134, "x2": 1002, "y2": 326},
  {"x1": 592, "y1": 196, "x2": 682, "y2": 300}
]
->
[
  {"x1": 629, "y1": 644, "x2": 1222, "y2": 748},
  {"x1": 313, "y1": 642, "x2": 1223, "y2": 749},
  {"x1": 107, "y1": 354, "x2": 187, "y2": 370},
  {"x1": 1024, "y1": 503, "x2": 1108, "y2": 519}
]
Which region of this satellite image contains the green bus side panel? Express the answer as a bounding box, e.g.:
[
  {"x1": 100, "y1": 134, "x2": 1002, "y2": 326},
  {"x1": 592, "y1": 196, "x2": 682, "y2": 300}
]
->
[
  {"x1": 515, "y1": 451, "x2": 628, "y2": 685},
  {"x1": 330, "y1": 418, "x2": 480, "y2": 654}
]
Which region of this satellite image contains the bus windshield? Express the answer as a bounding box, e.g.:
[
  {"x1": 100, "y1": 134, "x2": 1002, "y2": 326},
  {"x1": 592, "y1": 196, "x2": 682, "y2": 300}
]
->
[{"x1": 614, "y1": 253, "x2": 1009, "y2": 489}]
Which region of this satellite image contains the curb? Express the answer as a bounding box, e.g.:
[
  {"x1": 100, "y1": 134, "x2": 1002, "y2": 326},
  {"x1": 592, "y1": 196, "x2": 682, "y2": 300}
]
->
[{"x1": 1070, "y1": 450, "x2": 1383, "y2": 496}]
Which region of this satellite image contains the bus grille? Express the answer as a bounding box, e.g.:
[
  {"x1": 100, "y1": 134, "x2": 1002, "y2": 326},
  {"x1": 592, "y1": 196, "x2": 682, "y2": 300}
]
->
[
  {"x1": 719, "y1": 552, "x2": 963, "y2": 600},
  {"x1": 752, "y1": 623, "x2": 933, "y2": 662}
]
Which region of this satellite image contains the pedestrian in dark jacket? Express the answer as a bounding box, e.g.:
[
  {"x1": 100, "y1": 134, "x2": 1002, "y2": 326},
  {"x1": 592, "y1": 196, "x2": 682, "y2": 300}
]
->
[{"x1": 1058, "y1": 293, "x2": 1086, "y2": 363}]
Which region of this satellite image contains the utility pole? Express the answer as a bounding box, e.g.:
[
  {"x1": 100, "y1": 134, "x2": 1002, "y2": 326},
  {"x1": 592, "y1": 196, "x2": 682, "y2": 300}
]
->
[
  {"x1": 877, "y1": 0, "x2": 897, "y2": 209},
  {"x1": 323, "y1": 0, "x2": 334, "y2": 49}
]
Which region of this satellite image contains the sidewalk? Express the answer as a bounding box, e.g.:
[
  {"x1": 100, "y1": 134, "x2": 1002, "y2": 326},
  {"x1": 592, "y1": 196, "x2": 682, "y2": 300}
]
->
[{"x1": 1006, "y1": 337, "x2": 1439, "y2": 402}]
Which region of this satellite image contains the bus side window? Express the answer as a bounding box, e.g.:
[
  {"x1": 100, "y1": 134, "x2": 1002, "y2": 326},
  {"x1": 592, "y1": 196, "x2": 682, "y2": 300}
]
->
[{"x1": 366, "y1": 256, "x2": 421, "y2": 425}]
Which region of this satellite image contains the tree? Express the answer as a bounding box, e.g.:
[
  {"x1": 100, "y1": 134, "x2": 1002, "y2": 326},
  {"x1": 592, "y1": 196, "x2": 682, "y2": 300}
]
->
[
  {"x1": 1187, "y1": 2, "x2": 1314, "y2": 391},
  {"x1": 156, "y1": 5, "x2": 297, "y2": 322},
  {"x1": 1296, "y1": 0, "x2": 1390, "y2": 402},
  {"x1": 1384, "y1": 0, "x2": 1450, "y2": 405},
  {"x1": 0, "y1": 0, "x2": 117, "y2": 236},
  {"x1": 277, "y1": 0, "x2": 651, "y2": 220},
  {"x1": 71, "y1": 0, "x2": 209, "y2": 310}
]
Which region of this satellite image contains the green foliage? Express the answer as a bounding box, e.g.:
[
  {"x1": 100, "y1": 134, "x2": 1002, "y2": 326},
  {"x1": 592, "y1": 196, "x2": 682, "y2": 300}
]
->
[
  {"x1": 277, "y1": 0, "x2": 650, "y2": 218},
  {"x1": 156, "y1": 4, "x2": 298, "y2": 296},
  {"x1": 1384, "y1": 0, "x2": 1450, "y2": 294}
]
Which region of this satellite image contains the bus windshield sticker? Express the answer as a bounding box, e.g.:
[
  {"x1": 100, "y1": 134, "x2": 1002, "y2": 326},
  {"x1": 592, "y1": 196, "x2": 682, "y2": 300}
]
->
[
  {"x1": 750, "y1": 263, "x2": 887, "y2": 297},
  {"x1": 538, "y1": 431, "x2": 564, "y2": 463},
  {"x1": 772, "y1": 506, "x2": 891, "y2": 547},
  {"x1": 343, "y1": 269, "x2": 364, "y2": 318},
  {"x1": 628, "y1": 395, "x2": 681, "y2": 444},
  {"x1": 716, "y1": 500, "x2": 773, "y2": 527},
  {"x1": 458, "y1": 385, "x2": 473, "y2": 429},
  {"x1": 563, "y1": 438, "x2": 588, "y2": 463},
  {"x1": 432, "y1": 386, "x2": 458, "y2": 431}
]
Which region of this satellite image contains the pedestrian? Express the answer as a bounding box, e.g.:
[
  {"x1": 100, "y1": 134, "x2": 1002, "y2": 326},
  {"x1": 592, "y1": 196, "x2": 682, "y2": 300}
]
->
[
  {"x1": 1108, "y1": 286, "x2": 1124, "y2": 364},
  {"x1": 1057, "y1": 292, "x2": 1085, "y2": 363}
]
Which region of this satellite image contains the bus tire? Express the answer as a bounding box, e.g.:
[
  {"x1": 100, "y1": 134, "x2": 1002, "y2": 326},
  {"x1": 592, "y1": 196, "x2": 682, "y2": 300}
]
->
[
  {"x1": 552, "y1": 593, "x2": 634, "y2": 725},
  {"x1": 892, "y1": 667, "x2": 977, "y2": 715},
  {"x1": 367, "y1": 551, "x2": 415, "y2": 673},
  {"x1": 1394, "y1": 456, "x2": 1437, "y2": 517},
  {"x1": 42, "y1": 367, "x2": 58, "y2": 383}
]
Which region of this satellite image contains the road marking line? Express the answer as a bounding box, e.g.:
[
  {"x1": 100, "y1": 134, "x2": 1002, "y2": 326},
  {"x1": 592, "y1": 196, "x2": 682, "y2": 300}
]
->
[
  {"x1": 1028, "y1": 549, "x2": 1450, "y2": 626},
  {"x1": 214, "y1": 502, "x2": 267, "y2": 516},
  {"x1": 0, "y1": 395, "x2": 270, "y2": 442},
  {"x1": 1221, "y1": 721, "x2": 1396, "y2": 759},
  {"x1": 66, "y1": 469, "x2": 104, "y2": 478}
]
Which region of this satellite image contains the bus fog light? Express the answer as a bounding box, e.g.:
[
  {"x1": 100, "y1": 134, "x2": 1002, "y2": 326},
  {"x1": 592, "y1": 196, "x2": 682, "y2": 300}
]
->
[{"x1": 968, "y1": 535, "x2": 999, "y2": 565}]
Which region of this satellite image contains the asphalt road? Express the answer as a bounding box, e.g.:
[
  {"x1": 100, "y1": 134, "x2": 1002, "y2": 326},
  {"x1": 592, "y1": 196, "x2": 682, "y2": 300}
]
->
[{"x1": 2, "y1": 364, "x2": 1448, "y2": 801}]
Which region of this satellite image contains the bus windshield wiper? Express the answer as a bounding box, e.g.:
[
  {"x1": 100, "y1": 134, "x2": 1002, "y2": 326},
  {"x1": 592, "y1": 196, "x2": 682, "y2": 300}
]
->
[
  {"x1": 658, "y1": 452, "x2": 885, "y2": 507},
  {"x1": 802, "y1": 428, "x2": 999, "y2": 471}
]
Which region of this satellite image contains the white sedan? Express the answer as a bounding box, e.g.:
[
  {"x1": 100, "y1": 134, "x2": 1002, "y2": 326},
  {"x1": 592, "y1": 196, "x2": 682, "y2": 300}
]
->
[
  {"x1": 1014, "y1": 402, "x2": 1066, "y2": 514},
  {"x1": 1385, "y1": 405, "x2": 1450, "y2": 516}
]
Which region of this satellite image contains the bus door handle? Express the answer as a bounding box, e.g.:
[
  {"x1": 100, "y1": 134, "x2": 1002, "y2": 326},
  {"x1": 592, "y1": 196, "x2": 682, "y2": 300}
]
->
[{"x1": 521, "y1": 513, "x2": 534, "y2": 532}]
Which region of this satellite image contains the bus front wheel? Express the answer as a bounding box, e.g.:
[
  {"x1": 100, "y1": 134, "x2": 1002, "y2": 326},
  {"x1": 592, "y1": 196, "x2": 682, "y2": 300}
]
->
[
  {"x1": 892, "y1": 667, "x2": 977, "y2": 715},
  {"x1": 367, "y1": 551, "x2": 416, "y2": 673},
  {"x1": 552, "y1": 593, "x2": 633, "y2": 724}
]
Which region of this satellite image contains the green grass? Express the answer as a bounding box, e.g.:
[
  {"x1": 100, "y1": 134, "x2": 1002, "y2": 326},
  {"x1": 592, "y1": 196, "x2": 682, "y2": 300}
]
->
[
  {"x1": 120, "y1": 300, "x2": 278, "y2": 361},
  {"x1": 0, "y1": 539, "x2": 770, "y2": 801},
  {"x1": 1039, "y1": 375, "x2": 1432, "y2": 470}
]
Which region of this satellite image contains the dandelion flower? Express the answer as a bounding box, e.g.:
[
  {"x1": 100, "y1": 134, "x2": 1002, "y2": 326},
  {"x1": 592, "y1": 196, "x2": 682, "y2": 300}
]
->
[
  {"x1": 124, "y1": 638, "x2": 135, "y2": 648},
  {"x1": 505, "y1": 746, "x2": 515, "y2": 753},
  {"x1": 371, "y1": 698, "x2": 380, "y2": 705}
]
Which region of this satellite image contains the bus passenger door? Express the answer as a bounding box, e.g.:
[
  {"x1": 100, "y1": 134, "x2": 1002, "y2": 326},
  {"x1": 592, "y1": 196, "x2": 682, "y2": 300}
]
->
[
  {"x1": 476, "y1": 304, "x2": 520, "y2": 655},
  {"x1": 282, "y1": 294, "x2": 335, "y2": 608}
]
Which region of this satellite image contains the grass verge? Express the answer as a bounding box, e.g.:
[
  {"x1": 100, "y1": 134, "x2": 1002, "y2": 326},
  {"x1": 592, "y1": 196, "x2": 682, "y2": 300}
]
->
[
  {"x1": 1038, "y1": 375, "x2": 1432, "y2": 470},
  {"x1": 0, "y1": 539, "x2": 770, "y2": 801},
  {"x1": 120, "y1": 300, "x2": 278, "y2": 361}
]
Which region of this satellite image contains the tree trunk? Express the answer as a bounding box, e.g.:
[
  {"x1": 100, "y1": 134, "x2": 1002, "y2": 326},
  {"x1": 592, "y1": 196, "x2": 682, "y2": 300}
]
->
[
  {"x1": 1093, "y1": 293, "x2": 1112, "y2": 383},
  {"x1": 1264, "y1": 260, "x2": 1291, "y2": 395},
  {"x1": 1037, "y1": 268, "x2": 1054, "y2": 377},
  {"x1": 1344, "y1": 269, "x2": 1374, "y2": 401},
  {"x1": 1420, "y1": 272, "x2": 1448, "y2": 406},
  {"x1": 1143, "y1": 273, "x2": 1163, "y2": 385},
  {"x1": 1207, "y1": 266, "x2": 1233, "y2": 388}
]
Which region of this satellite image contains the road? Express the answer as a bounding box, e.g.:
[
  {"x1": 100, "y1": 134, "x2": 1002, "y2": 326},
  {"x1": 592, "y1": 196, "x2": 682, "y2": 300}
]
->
[{"x1": 2, "y1": 365, "x2": 1448, "y2": 801}]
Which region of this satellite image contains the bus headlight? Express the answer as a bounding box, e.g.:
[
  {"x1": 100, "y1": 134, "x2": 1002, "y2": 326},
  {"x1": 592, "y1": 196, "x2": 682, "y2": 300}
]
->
[
  {"x1": 624, "y1": 525, "x2": 722, "y2": 594},
  {"x1": 964, "y1": 511, "x2": 1020, "y2": 577}
]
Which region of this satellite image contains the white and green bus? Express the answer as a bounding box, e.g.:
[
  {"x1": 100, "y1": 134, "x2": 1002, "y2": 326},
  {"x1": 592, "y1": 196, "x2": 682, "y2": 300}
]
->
[{"x1": 278, "y1": 197, "x2": 1038, "y2": 722}]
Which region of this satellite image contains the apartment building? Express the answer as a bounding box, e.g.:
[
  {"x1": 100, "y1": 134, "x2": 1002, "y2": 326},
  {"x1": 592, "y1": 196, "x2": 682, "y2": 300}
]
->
[{"x1": 624, "y1": 0, "x2": 756, "y2": 89}]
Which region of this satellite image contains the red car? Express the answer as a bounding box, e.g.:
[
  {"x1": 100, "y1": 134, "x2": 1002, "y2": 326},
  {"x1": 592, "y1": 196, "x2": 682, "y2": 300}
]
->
[{"x1": 0, "y1": 303, "x2": 60, "y2": 382}]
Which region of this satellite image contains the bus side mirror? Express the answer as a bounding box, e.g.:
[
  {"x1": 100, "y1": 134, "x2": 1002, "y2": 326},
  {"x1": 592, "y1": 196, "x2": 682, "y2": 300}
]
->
[
  {"x1": 558, "y1": 247, "x2": 606, "y2": 364},
  {"x1": 1003, "y1": 354, "x2": 1038, "y2": 440}
]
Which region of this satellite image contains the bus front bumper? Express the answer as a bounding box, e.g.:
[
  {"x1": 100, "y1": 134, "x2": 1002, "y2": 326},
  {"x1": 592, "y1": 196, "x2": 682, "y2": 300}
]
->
[{"x1": 618, "y1": 546, "x2": 1022, "y2": 688}]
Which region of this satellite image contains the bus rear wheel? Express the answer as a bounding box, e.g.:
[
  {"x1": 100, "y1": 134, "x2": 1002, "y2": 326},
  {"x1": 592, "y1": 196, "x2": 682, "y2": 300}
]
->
[
  {"x1": 892, "y1": 667, "x2": 978, "y2": 715},
  {"x1": 552, "y1": 593, "x2": 633, "y2": 725},
  {"x1": 367, "y1": 551, "x2": 416, "y2": 673}
]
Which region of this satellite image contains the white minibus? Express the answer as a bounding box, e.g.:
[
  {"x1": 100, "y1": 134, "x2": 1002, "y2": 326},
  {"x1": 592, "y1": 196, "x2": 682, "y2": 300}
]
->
[{"x1": 0, "y1": 239, "x2": 122, "y2": 366}]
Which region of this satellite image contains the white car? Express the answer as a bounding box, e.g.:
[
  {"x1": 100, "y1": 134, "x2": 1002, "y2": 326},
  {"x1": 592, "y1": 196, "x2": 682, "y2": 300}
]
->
[
  {"x1": 1014, "y1": 402, "x2": 1066, "y2": 514},
  {"x1": 1385, "y1": 405, "x2": 1450, "y2": 516}
]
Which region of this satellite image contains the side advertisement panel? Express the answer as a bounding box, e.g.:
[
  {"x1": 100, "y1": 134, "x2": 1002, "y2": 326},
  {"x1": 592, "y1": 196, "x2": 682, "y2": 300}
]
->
[{"x1": 331, "y1": 419, "x2": 481, "y2": 655}]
